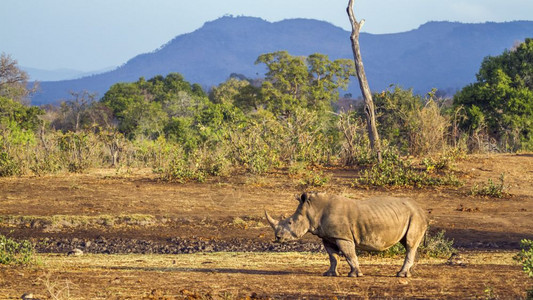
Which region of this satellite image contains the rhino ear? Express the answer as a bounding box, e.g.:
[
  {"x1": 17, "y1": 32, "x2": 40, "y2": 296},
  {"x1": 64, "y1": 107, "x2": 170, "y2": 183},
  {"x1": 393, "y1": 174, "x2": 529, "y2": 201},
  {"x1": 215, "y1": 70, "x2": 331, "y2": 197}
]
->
[
  {"x1": 300, "y1": 192, "x2": 308, "y2": 203},
  {"x1": 294, "y1": 194, "x2": 301, "y2": 202}
]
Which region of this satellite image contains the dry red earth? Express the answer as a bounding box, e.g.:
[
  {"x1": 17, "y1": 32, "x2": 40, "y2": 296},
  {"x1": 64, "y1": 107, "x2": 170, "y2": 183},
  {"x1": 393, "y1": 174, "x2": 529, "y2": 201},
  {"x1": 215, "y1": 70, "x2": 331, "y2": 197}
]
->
[{"x1": 0, "y1": 153, "x2": 532, "y2": 299}]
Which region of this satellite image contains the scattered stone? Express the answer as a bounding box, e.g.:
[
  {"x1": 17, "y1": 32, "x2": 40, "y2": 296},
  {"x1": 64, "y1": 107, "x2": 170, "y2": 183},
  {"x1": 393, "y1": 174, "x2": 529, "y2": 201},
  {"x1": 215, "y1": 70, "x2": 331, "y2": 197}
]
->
[
  {"x1": 67, "y1": 248, "x2": 84, "y2": 256},
  {"x1": 21, "y1": 293, "x2": 38, "y2": 300},
  {"x1": 397, "y1": 278, "x2": 410, "y2": 285},
  {"x1": 446, "y1": 253, "x2": 467, "y2": 267}
]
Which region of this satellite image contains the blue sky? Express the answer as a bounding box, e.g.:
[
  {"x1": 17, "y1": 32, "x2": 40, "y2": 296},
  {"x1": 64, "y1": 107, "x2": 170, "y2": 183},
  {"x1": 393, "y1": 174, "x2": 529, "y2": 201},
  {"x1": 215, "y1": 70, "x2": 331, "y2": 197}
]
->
[{"x1": 1, "y1": 0, "x2": 532, "y2": 72}]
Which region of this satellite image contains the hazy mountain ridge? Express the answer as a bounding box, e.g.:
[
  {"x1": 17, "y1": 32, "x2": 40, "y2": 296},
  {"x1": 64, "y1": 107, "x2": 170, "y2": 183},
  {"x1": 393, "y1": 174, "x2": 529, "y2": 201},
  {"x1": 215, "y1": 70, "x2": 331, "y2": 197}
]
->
[{"x1": 31, "y1": 17, "x2": 533, "y2": 105}]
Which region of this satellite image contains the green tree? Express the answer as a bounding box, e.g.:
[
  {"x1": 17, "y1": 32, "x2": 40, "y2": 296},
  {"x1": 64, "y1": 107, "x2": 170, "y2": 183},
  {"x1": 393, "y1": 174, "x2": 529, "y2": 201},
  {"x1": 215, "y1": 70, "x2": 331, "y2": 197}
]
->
[
  {"x1": 101, "y1": 73, "x2": 207, "y2": 140},
  {"x1": 256, "y1": 51, "x2": 354, "y2": 117},
  {"x1": 209, "y1": 78, "x2": 250, "y2": 105},
  {"x1": 454, "y1": 38, "x2": 533, "y2": 151},
  {"x1": 0, "y1": 96, "x2": 43, "y2": 132}
]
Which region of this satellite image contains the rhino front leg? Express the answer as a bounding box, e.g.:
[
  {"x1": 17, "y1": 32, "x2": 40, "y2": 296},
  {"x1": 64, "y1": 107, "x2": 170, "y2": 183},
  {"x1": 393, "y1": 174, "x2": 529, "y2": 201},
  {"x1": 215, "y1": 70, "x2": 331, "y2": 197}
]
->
[
  {"x1": 323, "y1": 239, "x2": 340, "y2": 276},
  {"x1": 336, "y1": 240, "x2": 363, "y2": 277}
]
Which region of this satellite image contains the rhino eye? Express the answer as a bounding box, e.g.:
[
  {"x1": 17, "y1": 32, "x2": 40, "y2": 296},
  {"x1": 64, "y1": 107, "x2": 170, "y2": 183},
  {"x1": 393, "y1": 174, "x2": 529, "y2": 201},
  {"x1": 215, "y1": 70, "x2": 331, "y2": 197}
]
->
[{"x1": 288, "y1": 220, "x2": 293, "y2": 225}]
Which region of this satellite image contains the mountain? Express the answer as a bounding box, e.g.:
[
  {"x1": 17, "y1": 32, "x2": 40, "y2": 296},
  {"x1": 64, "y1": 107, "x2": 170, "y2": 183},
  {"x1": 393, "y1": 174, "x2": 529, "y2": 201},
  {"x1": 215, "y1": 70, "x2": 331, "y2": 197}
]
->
[{"x1": 30, "y1": 16, "x2": 533, "y2": 105}]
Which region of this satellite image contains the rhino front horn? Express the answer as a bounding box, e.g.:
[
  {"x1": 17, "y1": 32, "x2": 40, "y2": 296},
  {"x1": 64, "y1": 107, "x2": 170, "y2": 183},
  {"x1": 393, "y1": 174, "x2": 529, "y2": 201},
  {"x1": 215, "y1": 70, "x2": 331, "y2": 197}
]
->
[{"x1": 265, "y1": 211, "x2": 279, "y2": 229}]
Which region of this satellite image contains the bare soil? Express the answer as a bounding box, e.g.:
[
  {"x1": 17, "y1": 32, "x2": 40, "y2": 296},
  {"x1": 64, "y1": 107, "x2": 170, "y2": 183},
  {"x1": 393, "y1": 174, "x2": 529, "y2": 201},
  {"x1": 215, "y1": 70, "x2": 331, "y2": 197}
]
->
[{"x1": 0, "y1": 153, "x2": 532, "y2": 299}]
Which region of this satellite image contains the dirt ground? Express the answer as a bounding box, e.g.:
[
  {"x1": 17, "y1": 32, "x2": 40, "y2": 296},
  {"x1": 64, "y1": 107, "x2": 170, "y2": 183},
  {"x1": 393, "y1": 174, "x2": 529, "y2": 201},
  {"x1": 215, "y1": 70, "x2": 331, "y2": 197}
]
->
[
  {"x1": 1, "y1": 252, "x2": 530, "y2": 299},
  {"x1": 0, "y1": 153, "x2": 532, "y2": 299}
]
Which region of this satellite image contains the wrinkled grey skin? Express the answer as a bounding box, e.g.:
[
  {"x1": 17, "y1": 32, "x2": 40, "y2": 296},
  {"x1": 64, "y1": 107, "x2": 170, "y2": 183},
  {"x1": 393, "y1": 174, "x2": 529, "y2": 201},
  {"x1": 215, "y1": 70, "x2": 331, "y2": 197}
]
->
[{"x1": 266, "y1": 192, "x2": 428, "y2": 278}]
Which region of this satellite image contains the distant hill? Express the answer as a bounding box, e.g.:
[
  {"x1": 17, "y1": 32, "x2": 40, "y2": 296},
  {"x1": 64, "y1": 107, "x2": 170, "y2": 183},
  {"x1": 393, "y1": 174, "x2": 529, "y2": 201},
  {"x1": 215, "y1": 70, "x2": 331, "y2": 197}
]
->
[
  {"x1": 31, "y1": 16, "x2": 533, "y2": 105},
  {"x1": 23, "y1": 66, "x2": 116, "y2": 82}
]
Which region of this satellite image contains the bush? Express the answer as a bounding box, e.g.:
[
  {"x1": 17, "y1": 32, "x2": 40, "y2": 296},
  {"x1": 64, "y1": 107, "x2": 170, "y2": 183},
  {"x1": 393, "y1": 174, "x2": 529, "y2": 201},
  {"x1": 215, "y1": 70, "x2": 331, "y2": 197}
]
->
[
  {"x1": 29, "y1": 131, "x2": 62, "y2": 175},
  {"x1": 365, "y1": 230, "x2": 455, "y2": 258},
  {"x1": 0, "y1": 234, "x2": 34, "y2": 265},
  {"x1": 470, "y1": 174, "x2": 508, "y2": 198},
  {"x1": 299, "y1": 170, "x2": 331, "y2": 187},
  {"x1": 371, "y1": 87, "x2": 449, "y2": 156},
  {"x1": 157, "y1": 146, "x2": 206, "y2": 183},
  {"x1": 420, "y1": 230, "x2": 456, "y2": 258},
  {"x1": 58, "y1": 131, "x2": 100, "y2": 172},
  {"x1": 0, "y1": 119, "x2": 36, "y2": 176},
  {"x1": 515, "y1": 239, "x2": 533, "y2": 278},
  {"x1": 354, "y1": 148, "x2": 462, "y2": 188},
  {"x1": 226, "y1": 110, "x2": 281, "y2": 174},
  {"x1": 514, "y1": 239, "x2": 533, "y2": 299},
  {"x1": 0, "y1": 151, "x2": 20, "y2": 176},
  {"x1": 336, "y1": 111, "x2": 372, "y2": 166}
]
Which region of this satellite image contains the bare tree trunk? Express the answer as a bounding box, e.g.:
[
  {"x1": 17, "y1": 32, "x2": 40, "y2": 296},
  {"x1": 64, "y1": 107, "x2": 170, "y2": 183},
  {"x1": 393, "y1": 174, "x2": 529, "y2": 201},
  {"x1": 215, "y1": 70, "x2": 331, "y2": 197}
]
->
[{"x1": 347, "y1": 0, "x2": 382, "y2": 163}]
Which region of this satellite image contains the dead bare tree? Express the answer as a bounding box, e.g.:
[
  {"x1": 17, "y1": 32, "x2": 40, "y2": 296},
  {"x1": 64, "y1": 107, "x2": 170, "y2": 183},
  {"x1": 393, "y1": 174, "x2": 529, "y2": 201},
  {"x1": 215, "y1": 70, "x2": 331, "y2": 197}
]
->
[{"x1": 347, "y1": 0, "x2": 382, "y2": 163}]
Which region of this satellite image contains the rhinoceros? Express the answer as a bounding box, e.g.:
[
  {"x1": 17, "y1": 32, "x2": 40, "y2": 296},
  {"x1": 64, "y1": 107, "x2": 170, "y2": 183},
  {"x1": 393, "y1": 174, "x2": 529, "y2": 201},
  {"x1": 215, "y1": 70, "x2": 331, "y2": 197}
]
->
[{"x1": 265, "y1": 192, "x2": 428, "y2": 277}]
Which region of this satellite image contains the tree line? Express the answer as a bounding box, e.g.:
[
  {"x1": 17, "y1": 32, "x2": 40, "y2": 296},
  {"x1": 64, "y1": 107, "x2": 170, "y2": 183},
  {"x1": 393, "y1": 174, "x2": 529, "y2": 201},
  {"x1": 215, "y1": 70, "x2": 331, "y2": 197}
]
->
[{"x1": 0, "y1": 39, "x2": 532, "y2": 180}]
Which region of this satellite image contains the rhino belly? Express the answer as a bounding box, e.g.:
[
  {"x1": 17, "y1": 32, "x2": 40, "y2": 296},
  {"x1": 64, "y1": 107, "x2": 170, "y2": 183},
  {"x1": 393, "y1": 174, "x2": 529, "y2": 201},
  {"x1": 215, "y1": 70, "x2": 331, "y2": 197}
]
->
[{"x1": 355, "y1": 222, "x2": 409, "y2": 251}]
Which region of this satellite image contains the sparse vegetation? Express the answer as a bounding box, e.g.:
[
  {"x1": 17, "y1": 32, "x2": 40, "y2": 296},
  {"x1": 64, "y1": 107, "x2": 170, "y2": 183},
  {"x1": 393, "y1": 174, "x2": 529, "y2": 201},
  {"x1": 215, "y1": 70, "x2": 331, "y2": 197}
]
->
[
  {"x1": 0, "y1": 234, "x2": 34, "y2": 265},
  {"x1": 1, "y1": 44, "x2": 531, "y2": 185},
  {"x1": 366, "y1": 230, "x2": 455, "y2": 259},
  {"x1": 515, "y1": 239, "x2": 533, "y2": 298},
  {"x1": 470, "y1": 173, "x2": 509, "y2": 198},
  {"x1": 420, "y1": 230, "x2": 456, "y2": 258},
  {"x1": 300, "y1": 170, "x2": 331, "y2": 187},
  {"x1": 353, "y1": 148, "x2": 462, "y2": 188}
]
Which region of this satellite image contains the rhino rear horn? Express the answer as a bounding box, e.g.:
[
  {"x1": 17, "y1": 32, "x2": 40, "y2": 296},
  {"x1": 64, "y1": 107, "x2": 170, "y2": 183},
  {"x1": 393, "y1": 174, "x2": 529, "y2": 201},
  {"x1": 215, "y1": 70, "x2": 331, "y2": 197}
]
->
[{"x1": 265, "y1": 211, "x2": 279, "y2": 229}]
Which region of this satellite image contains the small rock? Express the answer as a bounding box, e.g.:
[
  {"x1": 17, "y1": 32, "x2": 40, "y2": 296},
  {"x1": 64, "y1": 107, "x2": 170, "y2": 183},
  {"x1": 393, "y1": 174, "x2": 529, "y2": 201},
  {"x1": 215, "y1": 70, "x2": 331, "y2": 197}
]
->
[
  {"x1": 398, "y1": 278, "x2": 409, "y2": 285},
  {"x1": 446, "y1": 253, "x2": 467, "y2": 266},
  {"x1": 21, "y1": 293, "x2": 36, "y2": 300},
  {"x1": 67, "y1": 248, "x2": 83, "y2": 256}
]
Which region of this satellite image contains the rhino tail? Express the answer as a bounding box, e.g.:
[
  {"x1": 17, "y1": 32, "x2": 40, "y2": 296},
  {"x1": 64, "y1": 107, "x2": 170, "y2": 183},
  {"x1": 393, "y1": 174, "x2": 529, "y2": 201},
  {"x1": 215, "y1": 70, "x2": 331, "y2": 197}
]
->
[{"x1": 423, "y1": 225, "x2": 429, "y2": 248}]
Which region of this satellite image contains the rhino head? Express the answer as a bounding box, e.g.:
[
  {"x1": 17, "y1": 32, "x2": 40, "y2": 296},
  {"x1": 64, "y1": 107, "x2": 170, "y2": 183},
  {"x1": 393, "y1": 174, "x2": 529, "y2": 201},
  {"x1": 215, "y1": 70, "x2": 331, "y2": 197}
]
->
[{"x1": 265, "y1": 193, "x2": 311, "y2": 243}]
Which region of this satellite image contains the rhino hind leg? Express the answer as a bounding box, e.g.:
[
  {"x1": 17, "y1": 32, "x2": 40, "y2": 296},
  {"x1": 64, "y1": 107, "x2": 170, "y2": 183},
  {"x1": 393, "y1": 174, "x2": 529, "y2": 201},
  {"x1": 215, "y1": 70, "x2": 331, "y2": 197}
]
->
[
  {"x1": 336, "y1": 240, "x2": 364, "y2": 277},
  {"x1": 323, "y1": 240, "x2": 340, "y2": 276},
  {"x1": 397, "y1": 217, "x2": 427, "y2": 277}
]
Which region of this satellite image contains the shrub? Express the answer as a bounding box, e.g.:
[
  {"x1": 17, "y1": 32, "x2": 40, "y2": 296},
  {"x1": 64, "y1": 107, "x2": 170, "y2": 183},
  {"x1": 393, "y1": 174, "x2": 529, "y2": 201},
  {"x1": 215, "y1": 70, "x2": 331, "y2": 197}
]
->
[
  {"x1": 365, "y1": 230, "x2": 455, "y2": 258},
  {"x1": 354, "y1": 148, "x2": 462, "y2": 188},
  {"x1": 29, "y1": 131, "x2": 62, "y2": 175},
  {"x1": 193, "y1": 143, "x2": 232, "y2": 177},
  {"x1": 371, "y1": 87, "x2": 449, "y2": 156},
  {"x1": 0, "y1": 151, "x2": 20, "y2": 176},
  {"x1": 0, "y1": 234, "x2": 34, "y2": 265},
  {"x1": 300, "y1": 170, "x2": 331, "y2": 187},
  {"x1": 0, "y1": 120, "x2": 36, "y2": 176},
  {"x1": 376, "y1": 242, "x2": 406, "y2": 258},
  {"x1": 288, "y1": 161, "x2": 308, "y2": 177},
  {"x1": 420, "y1": 230, "x2": 456, "y2": 258},
  {"x1": 514, "y1": 239, "x2": 533, "y2": 299},
  {"x1": 157, "y1": 147, "x2": 206, "y2": 183},
  {"x1": 470, "y1": 173, "x2": 508, "y2": 198},
  {"x1": 58, "y1": 131, "x2": 100, "y2": 172},
  {"x1": 336, "y1": 111, "x2": 372, "y2": 166},
  {"x1": 226, "y1": 110, "x2": 281, "y2": 174},
  {"x1": 515, "y1": 239, "x2": 533, "y2": 278},
  {"x1": 408, "y1": 99, "x2": 449, "y2": 156}
]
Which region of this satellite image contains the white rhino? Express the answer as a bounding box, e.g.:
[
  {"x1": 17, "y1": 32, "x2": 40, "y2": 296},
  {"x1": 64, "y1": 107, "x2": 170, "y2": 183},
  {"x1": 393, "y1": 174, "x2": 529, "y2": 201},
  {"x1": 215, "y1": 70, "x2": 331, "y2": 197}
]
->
[{"x1": 266, "y1": 192, "x2": 428, "y2": 277}]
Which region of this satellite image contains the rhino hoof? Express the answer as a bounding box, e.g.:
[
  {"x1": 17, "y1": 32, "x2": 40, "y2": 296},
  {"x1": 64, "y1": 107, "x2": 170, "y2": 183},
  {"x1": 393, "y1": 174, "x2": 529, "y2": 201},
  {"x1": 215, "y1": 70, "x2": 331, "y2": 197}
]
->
[
  {"x1": 396, "y1": 271, "x2": 410, "y2": 278},
  {"x1": 323, "y1": 271, "x2": 339, "y2": 277},
  {"x1": 348, "y1": 272, "x2": 363, "y2": 277}
]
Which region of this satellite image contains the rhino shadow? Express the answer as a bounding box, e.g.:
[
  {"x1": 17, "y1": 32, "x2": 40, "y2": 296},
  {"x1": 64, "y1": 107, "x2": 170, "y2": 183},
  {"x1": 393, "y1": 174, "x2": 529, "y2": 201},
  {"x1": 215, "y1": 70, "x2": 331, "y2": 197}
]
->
[{"x1": 100, "y1": 266, "x2": 301, "y2": 275}]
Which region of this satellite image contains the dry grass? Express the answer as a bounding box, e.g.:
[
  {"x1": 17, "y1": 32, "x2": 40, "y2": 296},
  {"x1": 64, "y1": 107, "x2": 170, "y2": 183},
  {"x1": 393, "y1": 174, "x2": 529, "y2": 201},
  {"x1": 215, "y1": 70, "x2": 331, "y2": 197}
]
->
[{"x1": 1, "y1": 252, "x2": 529, "y2": 299}]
